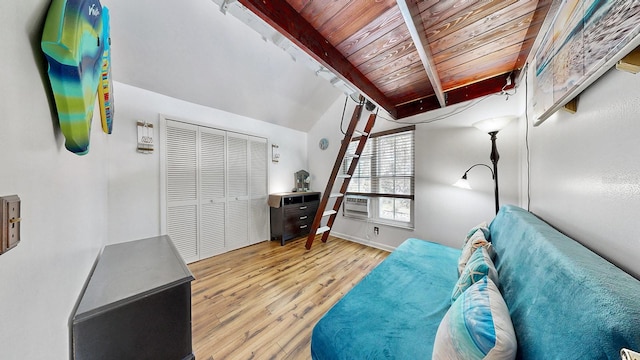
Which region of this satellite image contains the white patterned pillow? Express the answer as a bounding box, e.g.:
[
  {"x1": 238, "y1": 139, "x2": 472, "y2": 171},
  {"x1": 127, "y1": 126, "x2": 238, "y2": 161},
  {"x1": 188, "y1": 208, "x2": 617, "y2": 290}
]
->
[
  {"x1": 458, "y1": 230, "x2": 495, "y2": 275},
  {"x1": 452, "y1": 247, "x2": 499, "y2": 302},
  {"x1": 465, "y1": 221, "x2": 490, "y2": 242},
  {"x1": 434, "y1": 277, "x2": 517, "y2": 360}
]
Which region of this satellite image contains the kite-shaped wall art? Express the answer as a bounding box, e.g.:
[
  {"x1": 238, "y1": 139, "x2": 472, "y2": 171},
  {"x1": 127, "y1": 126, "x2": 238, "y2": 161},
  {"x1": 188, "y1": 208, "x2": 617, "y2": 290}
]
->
[{"x1": 42, "y1": 0, "x2": 114, "y2": 155}]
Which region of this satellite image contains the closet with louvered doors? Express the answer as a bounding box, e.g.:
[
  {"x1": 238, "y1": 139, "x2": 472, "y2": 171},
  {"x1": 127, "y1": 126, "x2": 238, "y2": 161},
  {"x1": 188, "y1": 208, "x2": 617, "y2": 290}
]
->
[{"x1": 161, "y1": 118, "x2": 269, "y2": 264}]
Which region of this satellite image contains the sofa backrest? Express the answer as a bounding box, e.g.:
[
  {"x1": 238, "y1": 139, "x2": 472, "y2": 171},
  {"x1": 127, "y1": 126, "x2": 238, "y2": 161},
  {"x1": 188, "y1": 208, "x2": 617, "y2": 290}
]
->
[{"x1": 489, "y1": 205, "x2": 640, "y2": 359}]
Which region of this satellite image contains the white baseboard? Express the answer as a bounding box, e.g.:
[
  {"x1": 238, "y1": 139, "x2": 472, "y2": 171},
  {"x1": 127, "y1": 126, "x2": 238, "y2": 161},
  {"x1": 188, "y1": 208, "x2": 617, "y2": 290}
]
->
[{"x1": 331, "y1": 231, "x2": 395, "y2": 252}]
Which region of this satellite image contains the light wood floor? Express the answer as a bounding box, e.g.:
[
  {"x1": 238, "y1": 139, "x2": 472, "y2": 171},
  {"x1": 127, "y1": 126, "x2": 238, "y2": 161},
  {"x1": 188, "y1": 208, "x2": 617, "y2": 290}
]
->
[{"x1": 188, "y1": 235, "x2": 389, "y2": 360}]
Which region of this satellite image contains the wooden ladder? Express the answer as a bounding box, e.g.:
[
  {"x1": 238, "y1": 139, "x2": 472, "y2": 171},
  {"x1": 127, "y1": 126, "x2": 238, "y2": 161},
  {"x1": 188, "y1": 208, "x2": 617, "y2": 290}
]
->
[{"x1": 305, "y1": 101, "x2": 377, "y2": 250}]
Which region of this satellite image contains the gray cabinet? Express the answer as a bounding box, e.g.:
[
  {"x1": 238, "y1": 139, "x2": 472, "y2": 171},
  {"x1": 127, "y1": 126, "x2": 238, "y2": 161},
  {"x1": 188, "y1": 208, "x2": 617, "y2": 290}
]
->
[
  {"x1": 269, "y1": 192, "x2": 320, "y2": 245},
  {"x1": 72, "y1": 236, "x2": 194, "y2": 360}
]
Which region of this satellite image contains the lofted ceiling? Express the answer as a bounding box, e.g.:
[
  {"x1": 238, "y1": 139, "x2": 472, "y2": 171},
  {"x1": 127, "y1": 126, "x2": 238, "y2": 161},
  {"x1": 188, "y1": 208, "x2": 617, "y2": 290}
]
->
[
  {"x1": 108, "y1": 0, "x2": 344, "y2": 132},
  {"x1": 236, "y1": 0, "x2": 554, "y2": 119}
]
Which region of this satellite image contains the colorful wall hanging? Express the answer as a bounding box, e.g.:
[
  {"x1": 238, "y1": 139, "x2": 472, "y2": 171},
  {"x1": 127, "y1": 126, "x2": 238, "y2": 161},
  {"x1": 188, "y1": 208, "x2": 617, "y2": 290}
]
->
[
  {"x1": 98, "y1": 6, "x2": 114, "y2": 135},
  {"x1": 532, "y1": 0, "x2": 640, "y2": 125},
  {"x1": 41, "y1": 0, "x2": 114, "y2": 155}
]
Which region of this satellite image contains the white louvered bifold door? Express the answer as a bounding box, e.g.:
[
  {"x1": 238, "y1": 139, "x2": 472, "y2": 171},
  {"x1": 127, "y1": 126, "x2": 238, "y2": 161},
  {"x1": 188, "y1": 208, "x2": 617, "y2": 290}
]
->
[
  {"x1": 249, "y1": 137, "x2": 268, "y2": 244},
  {"x1": 162, "y1": 117, "x2": 269, "y2": 263},
  {"x1": 165, "y1": 121, "x2": 199, "y2": 263},
  {"x1": 199, "y1": 128, "x2": 226, "y2": 258},
  {"x1": 226, "y1": 133, "x2": 250, "y2": 251}
]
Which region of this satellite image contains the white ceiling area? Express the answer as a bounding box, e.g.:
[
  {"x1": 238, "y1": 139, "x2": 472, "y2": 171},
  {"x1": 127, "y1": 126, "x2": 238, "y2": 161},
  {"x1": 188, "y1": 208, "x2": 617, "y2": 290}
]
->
[{"x1": 108, "y1": 0, "x2": 342, "y2": 131}]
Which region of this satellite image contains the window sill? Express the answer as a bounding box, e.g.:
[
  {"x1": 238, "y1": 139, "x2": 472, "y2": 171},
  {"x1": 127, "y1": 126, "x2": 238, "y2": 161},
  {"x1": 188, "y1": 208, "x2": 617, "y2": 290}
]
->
[{"x1": 342, "y1": 214, "x2": 414, "y2": 230}]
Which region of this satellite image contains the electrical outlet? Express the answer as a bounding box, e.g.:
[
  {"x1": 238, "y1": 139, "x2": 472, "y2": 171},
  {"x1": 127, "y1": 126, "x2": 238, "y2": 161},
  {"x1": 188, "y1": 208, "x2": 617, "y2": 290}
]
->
[
  {"x1": 374, "y1": 227, "x2": 379, "y2": 236},
  {"x1": 1, "y1": 195, "x2": 21, "y2": 255}
]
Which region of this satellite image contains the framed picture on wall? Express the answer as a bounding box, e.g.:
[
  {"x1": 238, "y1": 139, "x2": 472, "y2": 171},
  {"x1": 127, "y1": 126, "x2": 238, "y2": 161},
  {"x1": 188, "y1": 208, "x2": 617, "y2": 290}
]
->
[{"x1": 533, "y1": 0, "x2": 640, "y2": 125}]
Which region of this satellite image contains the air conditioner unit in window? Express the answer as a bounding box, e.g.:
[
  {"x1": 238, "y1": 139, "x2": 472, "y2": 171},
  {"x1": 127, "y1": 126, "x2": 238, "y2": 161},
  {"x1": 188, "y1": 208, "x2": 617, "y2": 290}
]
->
[{"x1": 343, "y1": 195, "x2": 370, "y2": 218}]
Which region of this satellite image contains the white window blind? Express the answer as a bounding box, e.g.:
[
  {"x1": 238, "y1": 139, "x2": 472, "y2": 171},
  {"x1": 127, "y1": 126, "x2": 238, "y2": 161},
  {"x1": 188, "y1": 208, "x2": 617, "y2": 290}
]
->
[{"x1": 344, "y1": 125, "x2": 415, "y2": 227}]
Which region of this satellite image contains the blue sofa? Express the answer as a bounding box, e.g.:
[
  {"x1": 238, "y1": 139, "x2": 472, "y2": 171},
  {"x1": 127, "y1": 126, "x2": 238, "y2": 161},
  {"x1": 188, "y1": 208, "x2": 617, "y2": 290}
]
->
[{"x1": 311, "y1": 205, "x2": 640, "y2": 359}]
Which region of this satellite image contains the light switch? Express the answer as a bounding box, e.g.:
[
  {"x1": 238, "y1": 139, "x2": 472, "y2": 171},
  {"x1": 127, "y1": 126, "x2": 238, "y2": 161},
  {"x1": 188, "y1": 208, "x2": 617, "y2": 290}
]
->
[{"x1": 1, "y1": 195, "x2": 21, "y2": 255}]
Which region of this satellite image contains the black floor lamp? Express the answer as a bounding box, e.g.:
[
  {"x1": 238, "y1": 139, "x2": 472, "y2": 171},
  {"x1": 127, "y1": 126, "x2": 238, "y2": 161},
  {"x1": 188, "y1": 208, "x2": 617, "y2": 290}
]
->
[{"x1": 453, "y1": 116, "x2": 515, "y2": 214}]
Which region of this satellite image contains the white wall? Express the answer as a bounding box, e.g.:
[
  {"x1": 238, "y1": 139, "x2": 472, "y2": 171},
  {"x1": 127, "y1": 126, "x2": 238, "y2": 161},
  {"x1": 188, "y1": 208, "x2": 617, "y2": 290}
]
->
[
  {"x1": 107, "y1": 0, "x2": 340, "y2": 132},
  {"x1": 0, "y1": 1, "x2": 109, "y2": 358},
  {"x1": 107, "y1": 82, "x2": 308, "y2": 244},
  {"x1": 526, "y1": 67, "x2": 640, "y2": 279},
  {"x1": 307, "y1": 94, "x2": 521, "y2": 250}
]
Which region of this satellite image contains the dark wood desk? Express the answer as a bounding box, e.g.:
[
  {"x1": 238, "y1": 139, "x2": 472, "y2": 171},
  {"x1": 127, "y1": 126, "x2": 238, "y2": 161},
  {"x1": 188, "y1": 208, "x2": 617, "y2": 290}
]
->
[{"x1": 269, "y1": 192, "x2": 320, "y2": 246}]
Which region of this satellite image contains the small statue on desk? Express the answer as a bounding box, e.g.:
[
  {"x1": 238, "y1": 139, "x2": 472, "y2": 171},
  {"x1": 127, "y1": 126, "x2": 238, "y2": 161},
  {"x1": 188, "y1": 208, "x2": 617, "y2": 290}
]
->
[{"x1": 294, "y1": 170, "x2": 310, "y2": 192}]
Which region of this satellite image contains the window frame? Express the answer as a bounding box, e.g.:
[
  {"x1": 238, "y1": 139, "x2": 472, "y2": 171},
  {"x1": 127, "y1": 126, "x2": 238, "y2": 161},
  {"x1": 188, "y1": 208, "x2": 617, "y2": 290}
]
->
[{"x1": 342, "y1": 125, "x2": 415, "y2": 229}]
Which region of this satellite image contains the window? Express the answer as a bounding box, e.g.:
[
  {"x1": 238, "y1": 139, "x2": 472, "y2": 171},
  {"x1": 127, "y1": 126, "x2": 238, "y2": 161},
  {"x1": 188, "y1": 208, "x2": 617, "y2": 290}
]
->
[{"x1": 343, "y1": 125, "x2": 415, "y2": 228}]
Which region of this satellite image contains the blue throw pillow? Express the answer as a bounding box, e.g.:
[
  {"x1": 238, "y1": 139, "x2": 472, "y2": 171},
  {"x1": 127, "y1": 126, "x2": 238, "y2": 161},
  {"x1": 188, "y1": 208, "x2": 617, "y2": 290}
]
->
[
  {"x1": 452, "y1": 247, "x2": 499, "y2": 302},
  {"x1": 433, "y1": 277, "x2": 517, "y2": 360}
]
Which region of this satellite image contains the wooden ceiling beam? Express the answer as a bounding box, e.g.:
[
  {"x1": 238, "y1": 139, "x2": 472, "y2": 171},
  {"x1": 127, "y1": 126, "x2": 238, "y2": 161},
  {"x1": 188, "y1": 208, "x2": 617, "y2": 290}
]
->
[
  {"x1": 446, "y1": 72, "x2": 515, "y2": 106},
  {"x1": 237, "y1": 0, "x2": 398, "y2": 118},
  {"x1": 394, "y1": 72, "x2": 515, "y2": 119},
  {"x1": 396, "y1": 0, "x2": 446, "y2": 108},
  {"x1": 395, "y1": 95, "x2": 441, "y2": 119}
]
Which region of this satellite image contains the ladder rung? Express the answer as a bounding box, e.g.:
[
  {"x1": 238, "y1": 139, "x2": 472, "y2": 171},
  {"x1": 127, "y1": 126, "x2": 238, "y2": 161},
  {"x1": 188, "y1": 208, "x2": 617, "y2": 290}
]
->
[
  {"x1": 354, "y1": 130, "x2": 369, "y2": 137},
  {"x1": 346, "y1": 153, "x2": 372, "y2": 159},
  {"x1": 329, "y1": 193, "x2": 344, "y2": 198},
  {"x1": 323, "y1": 210, "x2": 337, "y2": 217},
  {"x1": 316, "y1": 226, "x2": 330, "y2": 235},
  {"x1": 337, "y1": 174, "x2": 351, "y2": 178}
]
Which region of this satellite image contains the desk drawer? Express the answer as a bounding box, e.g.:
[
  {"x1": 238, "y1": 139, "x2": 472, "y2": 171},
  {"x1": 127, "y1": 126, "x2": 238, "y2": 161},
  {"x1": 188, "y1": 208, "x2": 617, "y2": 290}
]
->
[
  {"x1": 283, "y1": 201, "x2": 318, "y2": 240},
  {"x1": 284, "y1": 203, "x2": 315, "y2": 216},
  {"x1": 269, "y1": 192, "x2": 321, "y2": 244},
  {"x1": 284, "y1": 212, "x2": 314, "y2": 233}
]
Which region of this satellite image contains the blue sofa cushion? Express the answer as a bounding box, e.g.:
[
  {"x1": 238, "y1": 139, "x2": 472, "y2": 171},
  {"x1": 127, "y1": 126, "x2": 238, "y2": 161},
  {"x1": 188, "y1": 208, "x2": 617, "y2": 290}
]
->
[
  {"x1": 490, "y1": 205, "x2": 640, "y2": 359},
  {"x1": 310, "y1": 238, "x2": 461, "y2": 360},
  {"x1": 434, "y1": 277, "x2": 517, "y2": 360}
]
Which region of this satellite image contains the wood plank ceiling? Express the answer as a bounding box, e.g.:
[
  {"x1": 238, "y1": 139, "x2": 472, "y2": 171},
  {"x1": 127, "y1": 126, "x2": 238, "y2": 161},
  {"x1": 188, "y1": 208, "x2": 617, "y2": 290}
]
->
[{"x1": 239, "y1": 0, "x2": 553, "y2": 119}]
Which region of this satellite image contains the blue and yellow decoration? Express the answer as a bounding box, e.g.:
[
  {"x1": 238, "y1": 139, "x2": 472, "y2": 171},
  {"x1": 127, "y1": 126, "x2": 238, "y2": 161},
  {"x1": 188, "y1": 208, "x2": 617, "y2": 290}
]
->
[
  {"x1": 98, "y1": 6, "x2": 114, "y2": 134},
  {"x1": 42, "y1": 0, "x2": 114, "y2": 155}
]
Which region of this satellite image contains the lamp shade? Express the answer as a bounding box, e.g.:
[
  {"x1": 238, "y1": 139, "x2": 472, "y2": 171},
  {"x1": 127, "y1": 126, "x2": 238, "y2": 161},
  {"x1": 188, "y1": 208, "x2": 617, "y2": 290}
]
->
[
  {"x1": 473, "y1": 115, "x2": 517, "y2": 133},
  {"x1": 453, "y1": 177, "x2": 472, "y2": 190}
]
